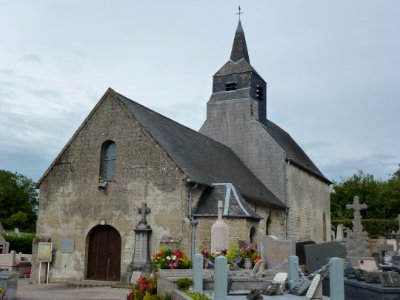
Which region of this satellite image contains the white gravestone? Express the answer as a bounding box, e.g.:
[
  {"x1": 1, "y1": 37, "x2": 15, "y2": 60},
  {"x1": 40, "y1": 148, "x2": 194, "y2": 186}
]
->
[
  {"x1": 336, "y1": 224, "x2": 344, "y2": 241},
  {"x1": 306, "y1": 274, "x2": 322, "y2": 300},
  {"x1": 211, "y1": 201, "x2": 229, "y2": 253}
]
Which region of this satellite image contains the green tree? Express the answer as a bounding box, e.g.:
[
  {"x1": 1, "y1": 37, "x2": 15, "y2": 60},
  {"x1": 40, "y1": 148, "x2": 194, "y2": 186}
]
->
[
  {"x1": 0, "y1": 170, "x2": 38, "y2": 232},
  {"x1": 331, "y1": 165, "x2": 400, "y2": 231},
  {"x1": 376, "y1": 166, "x2": 400, "y2": 219},
  {"x1": 330, "y1": 170, "x2": 380, "y2": 219}
]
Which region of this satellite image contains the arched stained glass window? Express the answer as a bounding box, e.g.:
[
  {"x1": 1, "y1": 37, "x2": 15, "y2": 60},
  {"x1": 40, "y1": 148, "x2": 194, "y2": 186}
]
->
[{"x1": 100, "y1": 141, "x2": 116, "y2": 181}]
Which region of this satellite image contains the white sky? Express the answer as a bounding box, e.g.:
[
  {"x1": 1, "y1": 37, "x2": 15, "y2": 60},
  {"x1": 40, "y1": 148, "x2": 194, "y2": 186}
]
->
[{"x1": 0, "y1": 0, "x2": 399, "y2": 183}]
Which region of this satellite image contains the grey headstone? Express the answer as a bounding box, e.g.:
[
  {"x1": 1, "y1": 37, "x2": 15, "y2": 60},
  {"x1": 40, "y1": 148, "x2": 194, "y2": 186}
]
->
[
  {"x1": 296, "y1": 241, "x2": 316, "y2": 265},
  {"x1": 259, "y1": 235, "x2": 295, "y2": 269},
  {"x1": 305, "y1": 241, "x2": 347, "y2": 273}
]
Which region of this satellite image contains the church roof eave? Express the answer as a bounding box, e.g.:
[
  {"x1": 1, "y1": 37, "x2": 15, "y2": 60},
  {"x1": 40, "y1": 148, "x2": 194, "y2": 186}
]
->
[
  {"x1": 260, "y1": 120, "x2": 332, "y2": 185},
  {"x1": 213, "y1": 59, "x2": 263, "y2": 78}
]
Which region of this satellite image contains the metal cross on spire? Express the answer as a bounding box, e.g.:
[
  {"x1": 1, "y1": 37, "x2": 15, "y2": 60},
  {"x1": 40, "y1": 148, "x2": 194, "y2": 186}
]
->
[{"x1": 236, "y1": 6, "x2": 243, "y2": 20}]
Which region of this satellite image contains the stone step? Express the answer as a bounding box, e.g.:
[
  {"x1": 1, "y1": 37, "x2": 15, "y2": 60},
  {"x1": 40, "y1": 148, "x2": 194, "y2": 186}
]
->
[{"x1": 66, "y1": 280, "x2": 122, "y2": 288}]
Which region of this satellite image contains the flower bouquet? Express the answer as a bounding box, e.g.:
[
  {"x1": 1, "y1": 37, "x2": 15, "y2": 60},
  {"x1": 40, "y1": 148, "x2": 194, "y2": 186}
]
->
[{"x1": 152, "y1": 248, "x2": 191, "y2": 270}]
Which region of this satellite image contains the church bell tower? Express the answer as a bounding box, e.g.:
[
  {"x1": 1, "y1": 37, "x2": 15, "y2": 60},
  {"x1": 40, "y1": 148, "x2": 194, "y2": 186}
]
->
[{"x1": 200, "y1": 19, "x2": 267, "y2": 136}]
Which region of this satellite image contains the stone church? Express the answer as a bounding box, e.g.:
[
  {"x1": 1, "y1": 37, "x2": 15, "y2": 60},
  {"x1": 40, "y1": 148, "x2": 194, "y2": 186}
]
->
[{"x1": 32, "y1": 20, "x2": 331, "y2": 282}]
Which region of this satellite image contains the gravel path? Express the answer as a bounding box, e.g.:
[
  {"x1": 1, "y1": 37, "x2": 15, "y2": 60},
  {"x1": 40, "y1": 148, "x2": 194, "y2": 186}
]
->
[{"x1": 16, "y1": 278, "x2": 131, "y2": 300}]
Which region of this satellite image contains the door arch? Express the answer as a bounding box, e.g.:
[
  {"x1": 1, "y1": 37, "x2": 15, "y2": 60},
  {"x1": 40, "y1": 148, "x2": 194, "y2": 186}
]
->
[{"x1": 87, "y1": 225, "x2": 121, "y2": 281}]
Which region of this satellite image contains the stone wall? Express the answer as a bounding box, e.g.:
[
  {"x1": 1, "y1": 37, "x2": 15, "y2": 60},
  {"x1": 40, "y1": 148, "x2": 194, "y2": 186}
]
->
[
  {"x1": 33, "y1": 93, "x2": 188, "y2": 282},
  {"x1": 287, "y1": 164, "x2": 331, "y2": 242},
  {"x1": 200, "y1": 100, "x2": 287, "y2": 201}
]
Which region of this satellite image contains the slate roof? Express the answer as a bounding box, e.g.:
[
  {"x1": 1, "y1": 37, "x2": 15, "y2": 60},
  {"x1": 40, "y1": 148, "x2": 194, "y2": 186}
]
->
[
  {"x1": 230, "y1": 20, "x2": 250, "y2": 63},
  {"x1": 193, "y1": 183, "x2": 262, "y2": 219},
  {"x1": 116, "y1": 91, "x2": 285, "y2": 208},
  {"x1": 264, "y1": 120, "x2": 331, "y2": 184}
]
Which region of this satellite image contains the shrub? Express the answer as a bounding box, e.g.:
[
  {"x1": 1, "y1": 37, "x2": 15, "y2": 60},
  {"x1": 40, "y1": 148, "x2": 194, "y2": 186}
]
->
[
  {"x1": 184, "y1": 291, "x2": 211, "y2": 300},
  {"x1": 2, "y1": 232, "x2": 35, "y2": 254},
  {"x1": 175, "y1": 278, "x2": 192, "y2": 291}
]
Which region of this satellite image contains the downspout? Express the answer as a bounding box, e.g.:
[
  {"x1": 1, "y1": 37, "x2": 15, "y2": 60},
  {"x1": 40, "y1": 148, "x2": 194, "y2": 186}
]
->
[
  {"x1": 285, "y1": 158, "x2": 291, "y2": 240},
  {"x1": 187, "y1": 182, "x2": 198, "y2": 261}
]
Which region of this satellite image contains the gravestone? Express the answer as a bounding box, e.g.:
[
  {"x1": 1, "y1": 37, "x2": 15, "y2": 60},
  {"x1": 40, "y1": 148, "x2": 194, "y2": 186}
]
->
[
  {"x1": 336, "y1": 224, "x2": 344, "y2": 242},
  {"x1": 258, "y1": 235, "x2": 295, "y2": 269},
  {"x1": 210, "y1": 201, "x2": 229, "y2": 253},
  {"x1": 122, "y1": 203, "x2": 152, "y2": 283},
  {"x1": 305, "y1": 273, "x2": 322, "y2": 299},
  {"x1": 296, "y1": 241, "x2": 316, "y2": 265},
  {"x1": 304, "y1": 241, "x2": 347, "y2": 273},
  {"x1": 346, "y1": 196, "x2": 370, "y2": 257}
]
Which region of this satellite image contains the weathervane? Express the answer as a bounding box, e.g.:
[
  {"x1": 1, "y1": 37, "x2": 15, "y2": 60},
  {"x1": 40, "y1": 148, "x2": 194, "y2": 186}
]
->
[{"x1": 236, "y1": 6, "x2": 243, "y2": 20}]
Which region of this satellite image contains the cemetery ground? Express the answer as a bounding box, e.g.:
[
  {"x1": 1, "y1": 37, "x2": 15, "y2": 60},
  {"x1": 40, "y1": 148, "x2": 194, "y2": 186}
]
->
[{"x1": 16, "y1": 278, "x2": 131, "y2": 300}]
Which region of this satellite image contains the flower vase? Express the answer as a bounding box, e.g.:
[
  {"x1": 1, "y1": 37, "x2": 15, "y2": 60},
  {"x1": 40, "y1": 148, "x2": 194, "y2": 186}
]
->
[
  {"x1": 244, "y1": 258, "x2": 253, "y2": 269},
  {"x1": 203, "y1": 259, "x2": 209, "y2": 269}
]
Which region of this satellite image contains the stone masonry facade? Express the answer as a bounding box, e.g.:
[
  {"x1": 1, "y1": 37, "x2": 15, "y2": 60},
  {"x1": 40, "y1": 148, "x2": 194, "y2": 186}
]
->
[{"x1": 33, "y1": 93, "x2": 189, "y2": 281}]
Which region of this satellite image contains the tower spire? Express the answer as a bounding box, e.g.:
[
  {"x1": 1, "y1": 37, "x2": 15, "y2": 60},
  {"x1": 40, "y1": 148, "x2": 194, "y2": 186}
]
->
[{"x1": 230, "y1": 10, "x2": 250, "y2": 63}]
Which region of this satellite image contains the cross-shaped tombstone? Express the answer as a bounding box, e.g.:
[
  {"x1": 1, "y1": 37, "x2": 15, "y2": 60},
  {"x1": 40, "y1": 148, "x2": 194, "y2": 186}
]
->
[
  {"x1": 346, "y1": 196, "x2": 368, "y2": 233},
  {"x1": 137, "y1": 203, "x2": 151, "y2": 229},
  {"x1": 217, "y1": 200, "x2": 224, "y2": 220}
]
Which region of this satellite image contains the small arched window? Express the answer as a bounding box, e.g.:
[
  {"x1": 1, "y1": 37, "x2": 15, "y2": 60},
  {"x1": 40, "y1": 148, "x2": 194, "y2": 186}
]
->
[
  {"x1": 249, "y1": 226, "x2": 256, "y2": 244},
  {"x1": 100, "y1": 140, "x2": 116, "y2": 181},
  {"x1": 266, "y1": 216, "x2": 272, "y2": 235}
]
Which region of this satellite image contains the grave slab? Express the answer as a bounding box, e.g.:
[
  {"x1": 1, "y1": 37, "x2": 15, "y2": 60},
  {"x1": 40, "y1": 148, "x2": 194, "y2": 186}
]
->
[{"x1": 304, "y1": 242, "x2": 346, "y2": 273}]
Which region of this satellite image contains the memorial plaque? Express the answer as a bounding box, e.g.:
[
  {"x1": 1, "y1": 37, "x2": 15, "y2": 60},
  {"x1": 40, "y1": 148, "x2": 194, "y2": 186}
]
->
[
  {"x1": 305, "y1": 274, "x2": 322, "y2": 299},
  {"x1": 60, "y1": 239, "x2": 75, "y2": 253},
  {"x1": 38, "y1": 242, "x2": 53, "y2": 262}
]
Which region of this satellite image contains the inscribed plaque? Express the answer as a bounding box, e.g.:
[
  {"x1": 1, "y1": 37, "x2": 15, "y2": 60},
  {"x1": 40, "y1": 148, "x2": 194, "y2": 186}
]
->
[{"x1": 60, "y1": 239, "x2": 75, "y2": 253}]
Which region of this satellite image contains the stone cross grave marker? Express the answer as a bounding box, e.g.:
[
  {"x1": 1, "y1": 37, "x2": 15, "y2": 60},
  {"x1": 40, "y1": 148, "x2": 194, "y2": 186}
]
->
[
  {"x1": 137, "y1": 203, "x2": 151, "y2": 229},
  {"x1": 345, "y1": 196, "x2": 370, "y2": 257},
  {"x1": 346, "y1": 196, "x2": 368, "y2": 232},
  {"x1": 122, "y1": 203, "x2": 152, "y2": 283}
]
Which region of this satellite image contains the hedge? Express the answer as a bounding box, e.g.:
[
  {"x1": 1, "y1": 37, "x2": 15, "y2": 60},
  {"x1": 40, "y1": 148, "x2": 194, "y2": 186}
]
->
[
  {"x1": 332, "y1": 219, "x2": 398, "y2": 237},
  {"x1": 2, "y1": 232, "x2": 35, "y2": 254}
]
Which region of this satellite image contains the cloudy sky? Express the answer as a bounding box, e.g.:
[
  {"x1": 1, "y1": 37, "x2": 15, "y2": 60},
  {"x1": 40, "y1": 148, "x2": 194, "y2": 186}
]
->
[{"x1": 0, "y1": 1, "x2": 399, "y2": 183}]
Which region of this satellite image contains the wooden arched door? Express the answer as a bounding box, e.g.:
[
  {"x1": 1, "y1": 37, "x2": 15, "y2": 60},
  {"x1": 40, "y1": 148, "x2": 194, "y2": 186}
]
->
[{"x1": 87, "y1": 225, "x2": 121, "y2": 281}]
